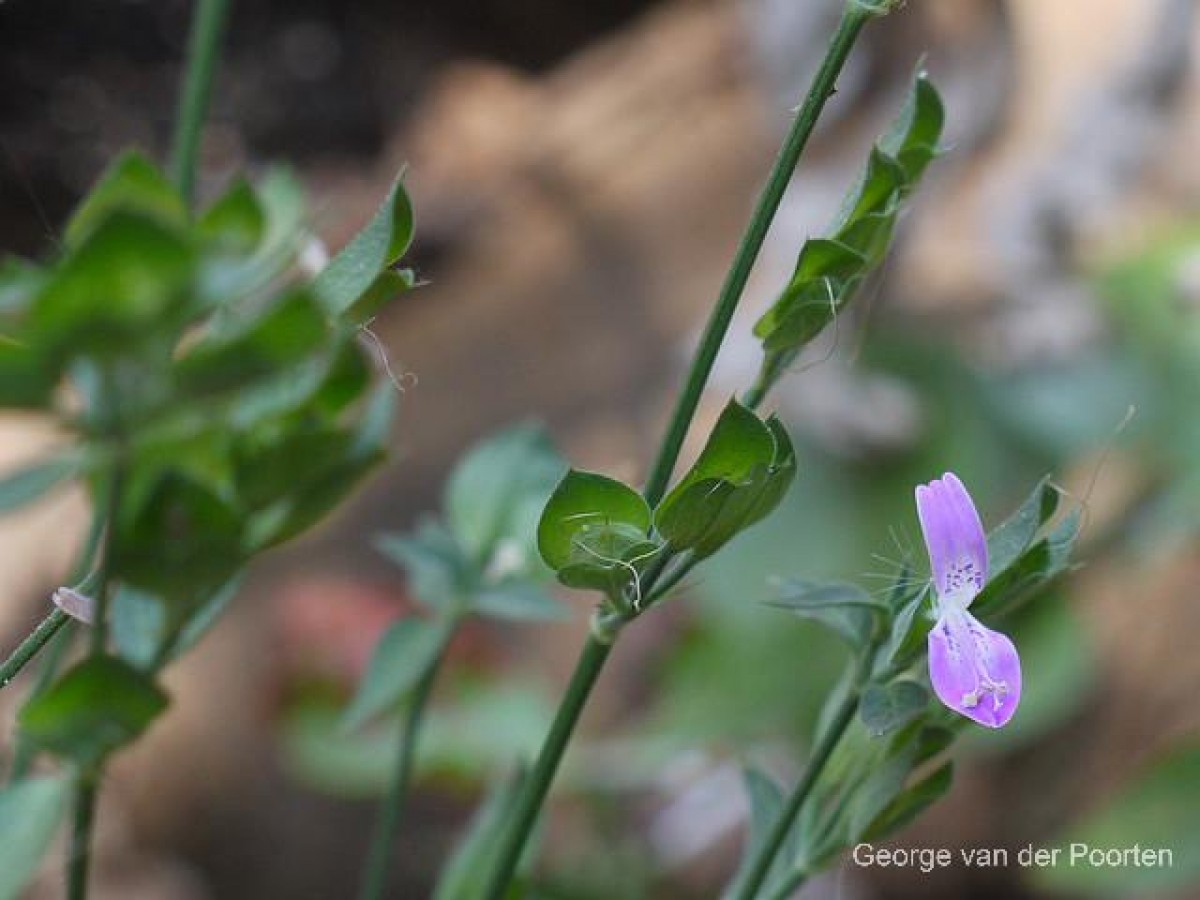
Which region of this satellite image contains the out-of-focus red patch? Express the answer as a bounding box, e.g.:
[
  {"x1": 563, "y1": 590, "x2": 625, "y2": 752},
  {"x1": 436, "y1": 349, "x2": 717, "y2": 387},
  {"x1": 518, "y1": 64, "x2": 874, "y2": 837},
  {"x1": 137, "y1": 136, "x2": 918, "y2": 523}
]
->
[{"x1": 272, "y1": 575, "x2": 414, "y2": 684}]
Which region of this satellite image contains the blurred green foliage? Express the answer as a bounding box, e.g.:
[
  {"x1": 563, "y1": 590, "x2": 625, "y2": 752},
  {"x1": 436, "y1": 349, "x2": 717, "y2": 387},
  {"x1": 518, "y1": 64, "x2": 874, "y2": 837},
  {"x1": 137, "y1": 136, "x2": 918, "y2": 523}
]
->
[{"x1": 0, "y1": 147, "x2": 413, "y2": 895}]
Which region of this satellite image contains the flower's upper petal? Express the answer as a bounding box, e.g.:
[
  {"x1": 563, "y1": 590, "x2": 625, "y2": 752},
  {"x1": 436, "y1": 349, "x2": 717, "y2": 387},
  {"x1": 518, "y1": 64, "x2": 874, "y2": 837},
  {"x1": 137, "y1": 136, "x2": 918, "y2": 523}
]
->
[
  {"x1": 915, "y1": 472, "x2": 988, "y2": 604},
  {"x1": 927, "y1": 607, "x2": 1020, "y2": 728}
]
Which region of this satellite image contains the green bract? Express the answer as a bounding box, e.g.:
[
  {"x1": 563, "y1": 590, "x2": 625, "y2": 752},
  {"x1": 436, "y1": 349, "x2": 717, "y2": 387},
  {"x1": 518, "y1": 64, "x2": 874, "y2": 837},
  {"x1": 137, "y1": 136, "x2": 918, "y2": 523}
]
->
[
  {"x1": 538, "y1": 469, "x2": 659, "y2": 607},
  {"x1": 655, "y1": 400, "x2": 797, "y2": 559},
  {"x1": 752, "y1": 72, "x2": 944, "y2": 395}
]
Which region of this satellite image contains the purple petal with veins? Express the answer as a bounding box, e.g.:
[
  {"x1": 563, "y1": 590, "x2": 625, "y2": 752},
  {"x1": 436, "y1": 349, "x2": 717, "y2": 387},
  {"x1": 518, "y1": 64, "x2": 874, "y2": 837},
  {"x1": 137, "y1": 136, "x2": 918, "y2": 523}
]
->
[
  {"x1": 916, "y1": 472, "x2": 1021, "y2": 728},
  {"x1": 915, "y1": 472, "x2": 988, "y2": 605},
  {"x1": 928, "y1": 607, "x2": 1021, "y2": 728}
]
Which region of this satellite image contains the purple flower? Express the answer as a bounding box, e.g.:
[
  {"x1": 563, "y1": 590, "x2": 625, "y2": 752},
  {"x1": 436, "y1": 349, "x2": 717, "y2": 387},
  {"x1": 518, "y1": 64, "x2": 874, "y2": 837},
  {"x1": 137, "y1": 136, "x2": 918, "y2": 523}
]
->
[{"x1": 915, "y1": 473, "x2": 1021, "y2": 728}]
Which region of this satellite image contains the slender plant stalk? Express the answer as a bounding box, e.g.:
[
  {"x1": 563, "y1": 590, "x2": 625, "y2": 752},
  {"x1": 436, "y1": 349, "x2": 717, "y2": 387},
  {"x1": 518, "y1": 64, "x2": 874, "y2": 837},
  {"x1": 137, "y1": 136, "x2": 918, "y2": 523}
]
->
[
  {"x1": 7, "y1": 624, "x2": 74, "y2": 781},
  {"x1": 765, "y1": 868, "x2": 808, "y2": 900},
  {"x1": 170, "y1": 0, "x2": 234, "y2": 206},
  {"x1": 641, "y1": 1, "x2": 873, "y2": 507},
  {"x1": 66, "y1": 1, "x2": 231, "y2": 892},
  {"x1": 0, "y1": 609, "x2": 68, "y2": 690},
  {"x1": 6, "y1": 501, "x2": 105, "y2": 780},
  {"x1": 358, "y1": 626, "x2": 457, "y2": 900},
  {"x1": 732, "y1": 664, "x2": 866, "y2": 900},
  {"x1": 67, "y1": 777, "x2": 98, "y2": 900},
  {"x1": 87, "y1": 466, "x2": 123, "y2": 656},
  {"x1": 66, "y1": 465, "x2": 124, "y2": 900},
  {"x1": 479, "y1": 633, "x2": 614, "y2": 899},
  {"x1": 477, "y1": 8, "x2": 877, "y2": 897}
]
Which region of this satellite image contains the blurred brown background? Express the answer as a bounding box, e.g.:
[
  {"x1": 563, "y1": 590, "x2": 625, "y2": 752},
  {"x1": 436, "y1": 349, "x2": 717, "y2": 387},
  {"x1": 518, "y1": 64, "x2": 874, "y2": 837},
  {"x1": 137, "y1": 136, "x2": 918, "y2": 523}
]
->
[{"x1": 2, "y1": 0, "x2": 1199, "y2": 897}]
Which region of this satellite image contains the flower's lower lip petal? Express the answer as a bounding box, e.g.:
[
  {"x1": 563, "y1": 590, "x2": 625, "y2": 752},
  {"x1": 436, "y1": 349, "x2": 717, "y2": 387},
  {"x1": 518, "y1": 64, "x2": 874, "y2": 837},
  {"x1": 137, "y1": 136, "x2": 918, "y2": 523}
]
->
[
  {"x1": 927, "y1": 611, "x2": 1021, "y2": 728},
  {"x1": 978, "y1": 626, "x2": 1021, "y2": 728}
]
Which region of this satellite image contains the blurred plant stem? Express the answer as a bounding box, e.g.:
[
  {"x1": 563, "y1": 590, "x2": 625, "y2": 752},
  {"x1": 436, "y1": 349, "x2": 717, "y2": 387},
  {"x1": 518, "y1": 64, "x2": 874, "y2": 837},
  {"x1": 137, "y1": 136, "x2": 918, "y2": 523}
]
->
[
  {"x1": 480, "y1": 631, "x2": 613, "y2": 899},
  {"x1": 765, "y1": 869, "x2": 809, "y2": 900},
  {"x1": 7, "y1": 625, "x2": 74, "y2": 779},
  {"x1": 0, "y1": 609, "x2": 68, "y2": 691},
  {"x1": 171, "y1": 0, "x2": 233, "y2": 206},
  {"x1": 358, "y1": 622, "x2": 459, "y2": 900},
  {"x1": 67, "y1": 464, "x2": 123, "y2": 900},
  {"x1": 4, "y1": 505, "x2": 102, "y2": 781},
  {"x1": 67, "y1": 776, "x2": 98, "y2": 900},
  {"x1": 479, "y1": 9, "x2": 879, "y2": 895},
  {"x1": 641, "y1": 1, "x2": 873, "y2": 507},
  {"x1": 65, "y1": 0, "x2": 230, "y2": 885},
  {"x1": 732, "y1": 654, "x2": 870, "y2": 900}
]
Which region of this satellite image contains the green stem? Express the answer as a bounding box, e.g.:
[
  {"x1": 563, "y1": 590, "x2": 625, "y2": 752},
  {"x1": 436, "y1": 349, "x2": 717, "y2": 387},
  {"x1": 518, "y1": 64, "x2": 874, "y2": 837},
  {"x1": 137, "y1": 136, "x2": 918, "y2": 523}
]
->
[
  {"x1": 474, "y1": 7, "x2": 881, "y2": 897},
  {"x1": 8, "y1": 503, "x2": 106, "y2": 779},
  {"x1": 67, "y1": 775, "x2": 97, "y2": 900},
  {"x1": 67, "y1": 465, "x2": 124, "y2": 900},
  {"x1": 170, "y1": 0, "x2": 234, "y2": 207},
  {"x1": 88, "y1": 465, "x2": 124, "y2": 656},
  {"x1": 764, "y1": 868, "x2": 808, "y2": 900},
  {"x1": 0, "y1": 609, "x2": 68, "y2": 690},
  {"x1": 7, "y1": 625, "x2": 74, "y2": 781},
  {"x1": 357, "y1": 624, "x2": 457, "y2": 900},
  {"x1": 732, "y1": 663, "x2": 866, "y2": 900},
  {"x1": 641, "y1": 2, "x2": 872, "y2": 507},
  {"x1": 480, "y1": 631, "x2": 614, "y2": 900}
]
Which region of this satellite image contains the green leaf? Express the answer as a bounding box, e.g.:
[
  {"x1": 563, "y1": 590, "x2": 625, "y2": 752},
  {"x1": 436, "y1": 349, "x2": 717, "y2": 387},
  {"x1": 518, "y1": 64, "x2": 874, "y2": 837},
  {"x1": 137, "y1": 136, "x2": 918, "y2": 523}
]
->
[
  {"x1": 343, "y1": 268, "x2": 417, "y2": 323},
  {"x1": 537, "y1": 470, "x2": 651, "y2": 571},
  {"x1": 862, "y1": 760, "x2": 953, "y2": 841},
  {"x1": 312, "y1": 175, "x2": 414, "y2": 320},
  {"x1": 33, "y1": 211, "x2": 194, "y2": 356},
  {"x1": 987, "y1": 476, "x2": 1060, "y2": 576},
  {"x1": 752, "y1": 71, "x2": 943, "y2": 380},
  {"x1": 767, "y1": 579, "x2": 882, "y2": 649},
  {"x1": 879, "y1": 71, "x2": 945, "y2": 191},
  {"x1": 376, "y1": 521, "x2": 469, "y2": 613},
  {"x1": 19, "y1": 655, "x2": 169, "y2": 768},
  {"x1": 860, "y1": 681, "x2": 929, "y2": 737},
  {"x1": 64, "y1": 151, "x2": 186, "y2": 248},
  {"x1": 0, "y1": 776, "x2": 70, "y2": 900},
  {"x1": 197, "y1": 178, "x2": 267, "y2": 252},
  {"x1": 759, "y1": 278, "x2": 856, "y2": 353},
  {"x1": 110, "y1": 585, "x2": 166, "y2": 670},
  {"x1": 223, "y1": 333, "x2": 369, "y2": 430},
  {"x1": 340, "y1": 617, "x2": 451, "y2": 733},
  {"x1": 174, "y1": 290, "x2": 329, "y2": 399},
  {"x1": 725, "y1": 767, "x2": 787, "y2": 899},
  {"x1": 666, "y1": 399, "x2": 776, "y2": 488},
  {"x1": 473, "y1": 582, "x2": 567, "y2": 622},
  {"x1": 245, "y1": 383, "x2": 395, "y2": 549},
  {"x1": 0, "y1": 455, "x2": 79, "y2": 514},
  {"x1": 0, "y1": 256, "x2": 45, "y2": 320},
  {"x1": 880, "y1": 584, "x2": 932, "y2": 673},
  {"x1": 0, "y1": 340, "x2": 57, "y2": 408},
  {"x1": 446, "y1": 424, "x2": 566, "y2": 566},
  {"x1": 656, "y1": 404, "x2": 797, "y2": 558},
  {"x1": 111, "y1": 579, "x2": 241, "y2": 670},
  {"x1": 844, "y1": 726, "x2": 925, "y2": 838},
  {"x1": 113, "y1": 470, "x2": 245, "y2": 611},
  {"x1": 1035, "y1": 743, "x2": 1200, "y2": 894},
  {"x1": 832, "y1": 147, "x2": 905, "y2": 232},
  {"x1": 235, "y1": 427, "x2": 356, "y2": 510},
  {"x1": 555, "y1": 523, "x2": 662, "y2": 606},
  {"x1": 434, "y1": 767, "x2": 529, "y2": 900},
  {"x1": 973, "y1": 508, "x2": 1080, "y2": 620}
]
